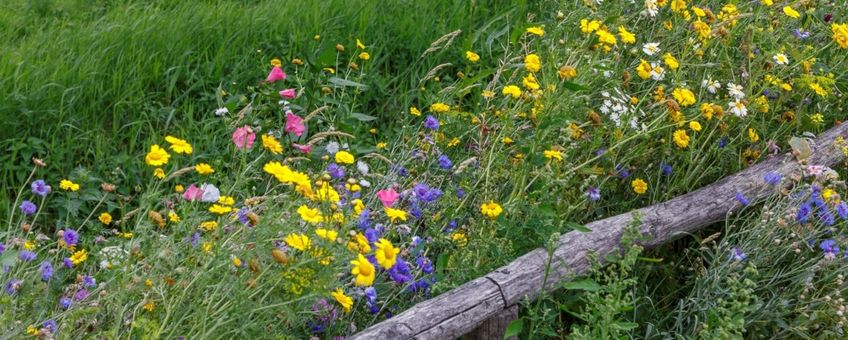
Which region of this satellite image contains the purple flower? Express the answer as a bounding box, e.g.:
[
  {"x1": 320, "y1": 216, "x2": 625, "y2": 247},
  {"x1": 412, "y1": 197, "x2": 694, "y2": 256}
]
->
[
  {"x1": 729, "y1": 247, "x2": 747, "y2": 262},
  {"x1": 19, "y1": 200, "x2": 37, "y2": 215},
  {"x1": 364, "y1": 286, "x2": 379, "y2": 314},
  {"x1": 43, "y1": 319, "x2": 57, "y2": 333},
  {"x1": 820, "y1": 210, "x2": 835, "y2": 226},
  {"x1": 416, "y1": 256, "x2": 434, "y2": 274},
  {"x1": 73, "y1": 288, "x2": 89, "y2": 301},
  {"x1": 719, "y1": 138, "x2": 728, "y2": 148},
  {"x1": 837, "y1": 202, "x2": 848, "y2": 219},
  {"x1": 438, "y1": 154, "x2": 453, "y2": 169},
  {"x1": 0, "y1": 243, "x2": 5, "y2": 255},
  {"x1": 660, "y1": 162, "x2": 672, "y2": 176},
  {"x1": 735, "y1": 193, "x2": 750, "y2": 206},
  {"x1": 59, "y1": 296, "x2": 72, "y2": 309},
  {"x1": 63, "y1": 258, "x2": 74, "y2": 269},
  {"x1": 82, "y1": 275, "x2": 96, "y2": 288},
  {"x1": 820, "y1": 239, "x2": 840, "y2": 256},
  {"x1": 413, "y1": 183, "x2": 442, "y2": 203},
  {"x1": 423, "y1": 115, "x2": 440, "y2": 130},
  {"x1": 586, "y1": 187, "x2": 601, "y2": 201},
  {"x1": 191, "y1": 232, "x2": 201, "y2": 248},
  {"x1": 797, "y1": 202, "x2": 812, "y2": 223},
  {"x1": 20, "y1": 250, "x2": 36, "y2": 262},
  {"x1": 595, "y1": 148, "x2": 606, "y2": 156},
  {"x1": 327, "y1": 163, "x2": 345, "y2": 179},
  {"x1": 6, "y1": 279, "x2": 22, "y2": 295},
  {"x1": 63, "y1": 229, "x2": 79, "y2": 247},
  {"x1": 615, "y1": 164, "x2": 629, "y2": 178},
  {"x1": 31, "y1": 179, "x2": 51, "y2": 197},
  {"x1": 388, "y1": 259, "x2": 413, "y2": 284},
  {"x1": 456, "y1": 188, "x2": 465, "y2": 199},
  {"x1": 444, "y1": 219, "x2": 458, "y2": 233},
  {"x1": 40, "y1": 261, "x2": 53, "y2": 281},
  {"x1": 364, "y1": 228, "x2": 380, "y2": 243},
  {"x1": 763, "y1": 172, "x2": 782, "y2": 185},
  {"x1": 793, "y1": 28, "x2": 810, "y2": 40},
  {"x1": 824, "y1": 13, "x2": 833, "y2": 23}
]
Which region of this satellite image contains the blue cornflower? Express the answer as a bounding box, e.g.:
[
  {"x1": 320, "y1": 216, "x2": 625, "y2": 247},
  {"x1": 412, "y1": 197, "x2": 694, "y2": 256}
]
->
[
  {"x1": 615, "y1": 164, "x2": 629, "y2": 178},
  {"x1": 19, "y1": 200, "x2": 37, "y2": 215},
  {"x1": 797, "y1": 202, "x2": 813, "y2": 223},
  {"x1": 793, "y1": 28, "x2": 810, "y2": 39},
  {"x1": 5, "y1": 279, "x2": 21, "y2": 295},
  {"x1": 0, "y1": 242, "x2": 5, "y2": 255},
  {"x1": 586, "y1": 187, "x2": 601, "y2": 201},
  {"x1": 719, "y1": 138, "x2": 728, "y2": 148},
  {"x1": 40, "y1": 261, "x2": 53, "y2": 281},
  {"x1": 423, "y1": 115, "x2": 440, "y2": 130},
  {"x1": 82, "y1": 275, "x2": 96, "y2": 288},
  {"x1": 660, "y1": 161, "x2": 672, "y2": 176},
  {"x1": 388, "y1": 259, "x2": 413, "y2": 284},
  {"x1": 735, "y1": 193, "x2": 750, "y2": 206},
  {"x1": 417, "y1": 256, "x2": 435, "y2": 274},
  {"x1": 63, "y1": 258, "x2": 73, "y2": 269},
  {"x1": 59, "y1": 297, "x2": 72, "y2": 309},
  {"x1": 837, "y1": 202, "x2": 848, "y2": 219},
  {"x1": 820, "y1": 239, "x2": 840, "y2": 256},
  {"x1": 20, "y1": 250, "x2": 36, "y2": 262},
  {"x1": 456, "y1": 188, "x2": 465, "y2": 199},
  {"x1": 43, "y1": 319, "x2": 57, "y2": 333},
  {"x1": 63, "y1": 229, "x2": 79, "y2": 247},
  {"x1": 729, "y1": 247, "x2": 747, "y2": 262},
  {"x1": 364, "y1": 228, "x2": 379, "y2": 243},
  {"x1": 364, "y1": 287, "x2": 379, "y2": 315},
  {"x1": 438, "y1": 154, "x2": 453, "y2": 169},
  {"x1": 327, "y1": 162, "x2": 345, "y2": 179},
  {"x1": 31, "y1": 179, "x2": 51, "y2": 197},
  {"x1": 763, "y1": 172, "x2": 782, "y2": 185},
  {"x1": 820, "y1": 210, "x2": 836, "y2": 226}
]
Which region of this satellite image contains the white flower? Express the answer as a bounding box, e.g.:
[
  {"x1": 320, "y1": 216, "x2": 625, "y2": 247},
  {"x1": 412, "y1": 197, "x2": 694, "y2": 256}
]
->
[
  {"x1": 644, "y1": 0, "x2": 658, "y2": 17},
  {"x1": 359, "y1": 179, "x2": 371, "y2": 187},
  {"x1": 727, "y1": 83, "x2": 745, "y2": 100},
  {"x1": 326, "y1": 142, "x2": 340, "y2": 155},
  {"x1": 773, "y1": 53, "x2": 789, "y2": 65},
  {"x1": 729, "y1": 100, "x2": 748, "y2": 117},
  {"x1": 356, "y1": 161, "x2": 370, "y2": 174},
  {"x1": 214, "y1": 107, "x2": 229, "y2": 116},
  {"x1": 642, "y1": 42, "x2": 661, "y2": 56},
  {"x1": 650, "y1": 62, "x2": 665, "y2": 81},
  {"x1": 702, "y1": 77, "x2": 721, "y2": 94},
  {"x1": 200, "y1": 183, "x2": 221, "y2": 203}
]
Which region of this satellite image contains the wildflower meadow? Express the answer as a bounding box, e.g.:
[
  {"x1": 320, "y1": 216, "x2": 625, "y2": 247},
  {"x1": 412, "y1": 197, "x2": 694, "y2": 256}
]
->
[{"x1": 2, "y1": 0, "x2": 848, "y2": 338}]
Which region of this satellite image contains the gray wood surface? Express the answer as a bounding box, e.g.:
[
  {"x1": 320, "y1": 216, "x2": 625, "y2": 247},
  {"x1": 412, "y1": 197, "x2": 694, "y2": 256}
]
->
[{"x1": 353, "y1": 123, "x2": 848, "y2": 339}]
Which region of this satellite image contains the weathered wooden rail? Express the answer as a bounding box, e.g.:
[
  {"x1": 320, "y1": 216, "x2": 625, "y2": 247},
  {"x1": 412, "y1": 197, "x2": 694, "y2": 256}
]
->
[{"x1": 353, "y1": 123, "x2": 848, "y2": 339}]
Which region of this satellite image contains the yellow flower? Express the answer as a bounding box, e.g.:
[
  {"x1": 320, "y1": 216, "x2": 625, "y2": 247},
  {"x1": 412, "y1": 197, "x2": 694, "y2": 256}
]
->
[
  {"x1": 335, "y1": 151, "x2": 355, "y2": 164},
  {"x1": 175, "y1": 184, "x2": 184, "y2": 193},
  {"x1": 673, "y1": 129, "x2": 690, "y2": 148},
  {"x1": 543, "y1": 149, "x2": 563, "y2": 161},
  {"x1": 618, "y1": 26, "x2": 636, "y2": 44},
  {"x1": 524, "y1": 54, "x2": 541, "y2": 73},
  {"x1": 202, "y1": 242, "x2": 213, "y2": 254},
  {"x1": 348, "y1": 233, "x2": 372, "y2": 254},
  {"x1": 153, "y1": 168, "x2": 165, "y2": 179},
  {"x1": 522, "y1": 73, "x2": 539, "y2": 90},
  {"x1": 480, "y1": 201, "x2": 503, "y2": 220},
  {"x1": 209, "y1": 204, "x2": 233, "y2": 215},
  {"x1": 670, "y1": 0, "x2": 686, "y2": 12},
  {"x1": 833, "y1": 23, "x2": 848, "y2": 49},
  {"x1": 663, "y1": 53, "x2": 679, "y2": 70},
  {"x1": 783, "y1": 6, "x2": 800, "y2": 19},
  {"x1": 689, "y1": 121, "x2": 702, "y2": 132},
  {"x1": 671, "y1": 88, "x2": 696, "y2": 107},
  {"x1": 358, "y1": 52, "x2": 370, "y2": 60},
  {"x1": 165, "y1": 136, "x2": 193, "y2": 155},
  {"x1": 352, "y1": 199, "x2": 366, "y2": 215},
  {"x1": 760, "y1": 0, "x2": 773, "y2": 6},
  {"x1": 144, "y1": 144, "x2": 170, "y2": 166},
  {"x1": 23, "y1": 241, "x2": 35, "y2": 250},
  {"x1": 430, "y1": 102, "x2": 450, "y2": 113},
  {"x1": 748, "y1": 128, "x2": 760, "y2": 142},
  {"x1": 580, "y1": 19, "x2": 601, "y2": 33},
  {"x1": 315, "y1": 228, "x2": 338, "y2": 242},
  {"x1": 410, "y1": 106, "x2": 422, "y2": 116},
  {"x1": 384, "y1": 207, "x2": 407, "y2": 223},
  {"x1": 314, "y1": 183, "x2": 341, "y2": 203},
  {"x1": 526, "y1": 26, "x2": 545, "y2": 36},
  {"x1": 502, "y1": 137, "x2": 514, "y2": 144},
  {"x1": 374, "y1": 238, "x2": 399, "y2": 269},
  {"x1": 231, "y1": 256, "x2": 242, "y2": 268},
  {"x1": 285, "y1": 233, "x2": 311, "y2": 251},
  {"x1": 195, "y1": 163, "x2": 214, "y2": 175},
  {"x1": 502, "y1": 85, "x2": 522, "y2": 98},
  {"x1": 451, "y1": 232, "x2": 468, "y2": 246},
  {"x1": 351, "y1": 253, "x2": 376, "y2": 287},
  {"x1": 636, "y1": 59, "x2": 651, "y2": 79},
  {"x1": 331, "y1": 288, "x2": 353, "y2": 313},
  {"x1": 631, "y1": 179, "x2": 648, "y2": 195},
  {"x1": 218, "y1": 195, "x2": 235, "y2": 206},
  {"x1": 595, "y1": 29, "x2": 617, "y2": 46},
  {"x1": 465, "y1": 51, "x2": 480, "y2": 62},
  {"x1": 270, "y1": 58, "x2": 282, "y2": 67},
  {"x1": 98, "y1": 212, "x2": 112, "y2": 225},
  {"x1": 810, "y1": 113, "x2": 825, "y2": 125},
  {"x1": 298, "y1": 205, "x2": 324, "y2": 224},
  {"x1": 809, "y1": 83, "x2": 828, "y2": 97},
  {"x1": 59, "y1": 179, "x2": 80, "y2": 192},
  {"x1": 70, "y1": 249, "x2": 87, "y2": 265},
  {"x1": 168, "y1": 210, "x2": 180, "y2": 222},
  {"x1": 200, "y1": 221, "x2": 218, "y2": 231},
  {"x1": 558, "y1": 65, "x2": 577, "y2": 80},
  {"x1": 261, "y1": 134, "x2": 283, "y2": 154}
]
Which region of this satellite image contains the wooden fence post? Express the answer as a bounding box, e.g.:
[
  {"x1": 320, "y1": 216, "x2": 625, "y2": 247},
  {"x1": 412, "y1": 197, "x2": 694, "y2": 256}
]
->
[{"x1": 466, "y1": 305, "x2": 518, "y2": 340}]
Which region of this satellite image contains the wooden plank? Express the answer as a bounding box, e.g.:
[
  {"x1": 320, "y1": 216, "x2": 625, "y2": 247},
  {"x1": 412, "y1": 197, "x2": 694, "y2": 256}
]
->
[
  {"x1": 353, "y1": 123, "x2": 848, "y2": 339},
  {"x1": 465, "y1": 304, "x2": 519, "y2": 340}
]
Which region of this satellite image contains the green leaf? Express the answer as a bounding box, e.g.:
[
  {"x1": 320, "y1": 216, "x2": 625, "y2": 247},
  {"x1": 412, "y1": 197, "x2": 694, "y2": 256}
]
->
[
  {"x1": 565, "y1": 222, "x2": 591, "y2": 233},
  {"x1": 504, "y1": 318, "x2": 523, "y2": 338},
  {"x1": 349, "y1": 112, "x2": 377, "y2": 122},
  {"x1": 562, "y1": 278, "x2": 601, "y2": 291},
  {"x1": 612, "y1": 321, "x2": 638, "y2": 331},
  {"x1": 329, "y1": 77, "x2": 368, "y2": 90},
  {"x1": 637, "y1": 256, "x2": 664, "y2": 263},
  {"x1": 561, "y1": 82, "x2": 589, "y2": 92}
]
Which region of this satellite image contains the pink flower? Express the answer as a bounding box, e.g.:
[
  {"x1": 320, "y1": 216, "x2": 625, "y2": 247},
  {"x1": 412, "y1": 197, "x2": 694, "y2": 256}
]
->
[
  {"x1": 292, "y1": 143, "x2": 312, "y2": 154},
  {"x1": 376, "y1": 188, "x2": 400, "y2": 207},
  {"x1": 279, "y1": 88, "x2": 296, "y2": 99},
  {"x1": 266, "y1": 66, "x2": 286, "y2": 83},
  {"x1": 232, "y1": 125, "x2": 256, "y2": 149},
  {"x1": 183, "y1": 184, "x2": 203, "y2": 201},
  {"x1": 285, "y1": 112, "x2": 306, "y2": 136}
]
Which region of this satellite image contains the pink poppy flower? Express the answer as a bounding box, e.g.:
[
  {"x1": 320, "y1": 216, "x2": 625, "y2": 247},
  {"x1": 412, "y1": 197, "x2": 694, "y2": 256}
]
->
[
  {"x1": 183, "y1": 184, "x2": 203, "y2": 201},
  {"x1": 279, "y1": 88, "x2": 296, "y2": 99},
  {"x1": 266, "y1": 66, "x2": 286, "y2": 83},
  {"x1": 232, "y1": 125, "x2": 256, "y2": 149},
  {"x1": 292, "y1": 143, "x2": 312, "y2": 154},
  {"x1": 285, "y1": 112, "x2": 306, "y2": 136},
  {"x1": 376, "y1": 188, "x2": 400, "y2": 207}
]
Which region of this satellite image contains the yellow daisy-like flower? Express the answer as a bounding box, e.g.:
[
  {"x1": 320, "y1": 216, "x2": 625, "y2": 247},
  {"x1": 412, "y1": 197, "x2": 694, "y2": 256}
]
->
[
  {"x1": 374, "y1": 238, "x2": 399, "y2": 269},
  {"x1": 70, "y1": 249, "x2": 87, "y2": 265},
  {"x1": 526, "y1": 26, "x2": 545, "y2": 36},
  {"x1": 502, "y1": 85, "x2": 522, "y2": 98},
  {"x1": 165, "y1": 136, "x2": 193, "y2": 155},
  {"x1": 782, "y1": 6, "x2": 800, "y2": 19},
  {"x1": 144, "y1": 144, "x2": 170, "y2": 166},
  {"x1": 543, "y1": 149, "x2": 563, "y2": 161},
  {"x1": 480, "y1": 201, "x2": 503, "y2": 220},
  {"x1": 168, "y1": 210, "x2": 180, "y2": 222},
  {"x1": 618, "y1": 26, "x2": 636, "y2": 44},
  {"x1": 358, "y1": 52, "x2": 370, "y2": 60},
  {"x1": 636, "y1": 59, "x2": 651, "y2": 79},
  {"x1": 297, "y1": 205, "x2": 324, "y2": 224},
  {"x1": 331, "y1": 288, "x2": 353, "y2": 313},
  {"x1": 833, "y1": 23, "x2": 848, "y2": 49},
  {"x1": 335, "y1": 151, "x2": 355, "y2": 165},
  {"x1": 98, "y1": 212, "x2": 112, "y2": 225},
  {"x1": 689, "y1": 121, "x2": 702, "y2": 132},
  {"x1": 350, "y1": 253, "x2": 376, "y2": 287},
  {"x1": 195, "y1": 163, "x2": 214, "y2": 175},
  {"x1": 524, "y1": 54, "x2": 541, "y2": 73},
  {"x1": 261, "y1": 134, "x2": 283, "y2": 154},
  {"x1": 348, "y1": 232, "x2": 372, "y2": 254},
  {"x1": 663, "y1": 53, "x2": 679, "y2": 70},
  {"x1": 558, "y1": 65, "x2": 577, "y2": 80},
  {"x1": 430, "y1": 102, "x2": 450, "y2": 113},
  {"x1": 208, "y1": 204, "x2": 233, "y2": 215},
  {"x1": 410, "y1": 106, "x2": 422, "y2": 116},
  {"x1": 673, "y1": 129, "x2": 690, "y2": 148},
  {"x1": 59, "y1": 179, "x2": 80, "y2": 192},
  {"x1": 285, "y1": 233, "x2": 311, "y2": 251},
  {"x1": 199, "y1": 221, "x2": 218, "y2": 231},
  {"x1": 671, "y1": 88, "x2": 696, "y2": 107},
  {"x1": 153, "y1": 168, "x2": 165, "y2": 179},
  {"x1": 384, "y1": 207, "x2": 407, "y2": 223},
  {"x1": 315, "y1": 228, "x2": 338, "y2": 242},
  {"x1": 631, "y1": 179, "x2": 648, "y2": 195},
  {"x1": 465, "y1": 51, "x2": 480, "y2": 62},
  {"x1": 748, "y1": 128, "x2": 760, "y2": 143}
]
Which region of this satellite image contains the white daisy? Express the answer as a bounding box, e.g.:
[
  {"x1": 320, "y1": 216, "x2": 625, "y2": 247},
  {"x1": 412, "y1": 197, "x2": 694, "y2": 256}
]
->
[
  {"x1": 644, "y1": 0, "x2": 658, "y2": 17},
  {"x1": 729, "y1": 100, "x2": 748, "y2": 117},
  {"x1": 773, "y1": 53, "x2": 789, "y2": 65},
  {"x1": 214, "y1": 107, "x2": 229, "y2": 116},
  {"x1": 726, "y1": 83, "x2": 745, "y2": 100},
  {"x1": 702, "y1": 77, "x2": 721, "y2": 94},
  {"x1": 650, "y1": 62, "x2": 665, "y2": 81},
  {"x1": 642, "y1": 42, "x2": 661, "y2": 56}
]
